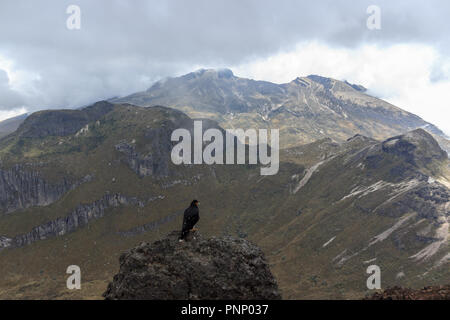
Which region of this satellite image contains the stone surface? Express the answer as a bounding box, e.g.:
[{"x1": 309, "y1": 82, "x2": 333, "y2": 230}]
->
[
  {"x1": 1, "y1": 193, "x2": 144, "y2": 249},
  {"x1": 366, "y1": 285, "x2": 450, "y2": 300},
  {"x1": 0, "y1": 165, "x2": 77, "y2": 214},
  {"x1": 103, "y1": 231, "x2": 282, "y2": 300}
]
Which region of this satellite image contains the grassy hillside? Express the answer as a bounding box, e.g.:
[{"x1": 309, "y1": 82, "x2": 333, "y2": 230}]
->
[
  {"x1": 113, "y1": 69, "x2": 450, "y2": 151},
  {"x1": 0, "y1": 103, "x2": 448, "y2": 299}
]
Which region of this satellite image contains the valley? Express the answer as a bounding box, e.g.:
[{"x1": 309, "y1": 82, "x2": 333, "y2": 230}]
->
[{"x1": 0, "y1": 71, "x2": 449, "y2": 299}]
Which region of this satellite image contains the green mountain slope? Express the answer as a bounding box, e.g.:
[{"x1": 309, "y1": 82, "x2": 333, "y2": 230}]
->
[
  {"x1": 112, "y1": 69, "x2": 450, "y2": 152},
  {"x1": 0, "y1": 102, "x2": 448, "y2": 299}
]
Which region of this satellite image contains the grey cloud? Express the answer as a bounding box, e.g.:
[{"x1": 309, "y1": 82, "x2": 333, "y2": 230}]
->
[
  {"x1": 0, "y1": 69, "x2": 24, "y2": 110},
  {"x1": 0, "y1": 0, "x2": 449, "y2": 112}
]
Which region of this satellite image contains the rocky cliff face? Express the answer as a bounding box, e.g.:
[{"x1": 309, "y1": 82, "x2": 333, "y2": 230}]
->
[
  {"x1": 115, "y1": 127, "x2": 173, "y2": 178},
  {"x1": 103, "y1": 231, "x2": 282, "y2": 300},
  {"x1": 114, "y1": 117, "x2": 227, "y2": 178},
  {"x1": 382, "y1": 129, "x2": 448, "y2": 167},
  {"x1": 0, "y1": 193, "x2": 145, "y2": 250},
  {"x1": 0, "y1": 165, "x2": 81, "y2": 214},
  {"x1": 0, "y1": 236, "x2": 12, "y2": 249}
]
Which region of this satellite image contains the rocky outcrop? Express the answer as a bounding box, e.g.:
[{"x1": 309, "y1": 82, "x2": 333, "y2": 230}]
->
[
  {"x1": 115, "y1": 127, "x2": 173, "y2": 177},
  {"x1": 0, "y1": 236, "x2": 12, "y2": 250},
  {"x1": 382, "y1": 129, "x2": 448, "y2": 167},
  {"x1": 365, "y1": 285, "x2": 450, "y2": 300},
  {"x1": 0, "y1": 165, "x2": 89, "y2": 214},
  {"x1": 103, "y1": 231, "x2": 282, "y2": 300},
  {"x1": 16, "y1": 101, "x2": 114, "y2": 139},
  {"x1": 115, "y1": 119, "x2": 224, "y2": 178},
  {"x1": 1, "y1": 193, "x2": 145, "y2": 249},
  {"x1": 115, "y1": 141, "x2": 170, "y2": 178},
  {"x1": 376, "y1": 181, "x2": 450, "y2": 219}
]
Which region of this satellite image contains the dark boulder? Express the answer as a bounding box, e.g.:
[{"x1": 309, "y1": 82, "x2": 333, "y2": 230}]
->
[{"x1": 103, "y1": 231, "x2": 281, "y2": 300}]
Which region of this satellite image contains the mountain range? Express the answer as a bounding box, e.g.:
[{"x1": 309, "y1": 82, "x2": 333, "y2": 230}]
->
[
  {"x1": 0, "y1": 69, "x2": 448, "y2": 299},
  {"x1": 113, "y1": 69, "x2": 450, "y2": 153}
]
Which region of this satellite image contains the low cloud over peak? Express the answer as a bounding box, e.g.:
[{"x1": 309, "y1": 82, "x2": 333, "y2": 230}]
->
[{"x1": 1, "y1": 1, "x2": 450, "y2": 135}]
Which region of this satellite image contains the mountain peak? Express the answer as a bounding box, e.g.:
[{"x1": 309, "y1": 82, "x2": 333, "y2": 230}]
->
[
  {"x1": 305, "y1": 75, "x2": 367, "y2": 92},
  {"x1": 343, "y1": 80, "x2": 367, "y2": 92},
  {"x1": 185, "y1": 68, "x2": 235, "y2": 80},
  {"x1": 306, "y1": 74, "x2": 333, "y2": 89},
  {"x1": 382, "y1": 128, "x2": 447, "y2": 166},
  {"x1": 113, "y1": 69, "x2": 449, "y2": 150}
]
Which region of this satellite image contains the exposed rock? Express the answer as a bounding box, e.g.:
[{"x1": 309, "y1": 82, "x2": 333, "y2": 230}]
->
[
  {"x1": 365, "y1": 285, "x2": 450, "y2": 300},
  {"x1": 307, "y1": 75, "x2": 333, "y2": 90},
  {"x1": 376, "y1": 181, "x2": 450, "y2": 220},
  {"x1": 160, "y1": 174, "x2": 202, "y2": 189},
  {"x1": 382, "y1": 129, "x2": 447, "y2": 167},
  {"x1": 344, "y1": 80, "x2": 367, "y2": 92},
  {"x1": 112, "y1": 69, "x2": 449, "y2": 150},
  {"x1": 103, "y1": 231, "x2": 282, "y2": 300},
  {"x1": 1, "y1": 193, "x2": 145, "y2": 249},
  {"x1": 16, "y1": 101, "x2": 114, "y2": 139},
  {"x1": 114, "y1": 118, "x2": 226, "y2": 178},
  {"x1": 0, "y1": 236, "x2": 12, "y2": 250},
  {"x1": 0, "y1": 165, "x2": 88, "y2": 214},
  {"x1": 115, "y1": 126, "x2": 173, "y2": 177}
]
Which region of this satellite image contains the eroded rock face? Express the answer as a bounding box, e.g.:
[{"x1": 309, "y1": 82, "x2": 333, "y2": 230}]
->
[
  {"x1": 115, "y1": 138, "x2": 170, "y2": 178},
  {"x1": 0, "y1": 165, "x2": 77, "y2": 214},
  {"x1": 0, "y1": 193, "x2": 145, "y2": 250},
  {"x1": 103, "y1": 231, "x2": 282, "y2": 300},
  {"x1": 382, "y1": 129, "x2": 448, "y2": 166},
  {"x1": 115, "y1": 127, "x2": 174, "y2": 178},
  {"x1": 0, "y1": 236, "x2": 12, "y2": 250}
]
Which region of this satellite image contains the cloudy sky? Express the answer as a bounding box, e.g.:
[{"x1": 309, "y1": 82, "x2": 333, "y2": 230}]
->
[{"x1": 0, "y1": 0, "x2": 449, "y2": 135}]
